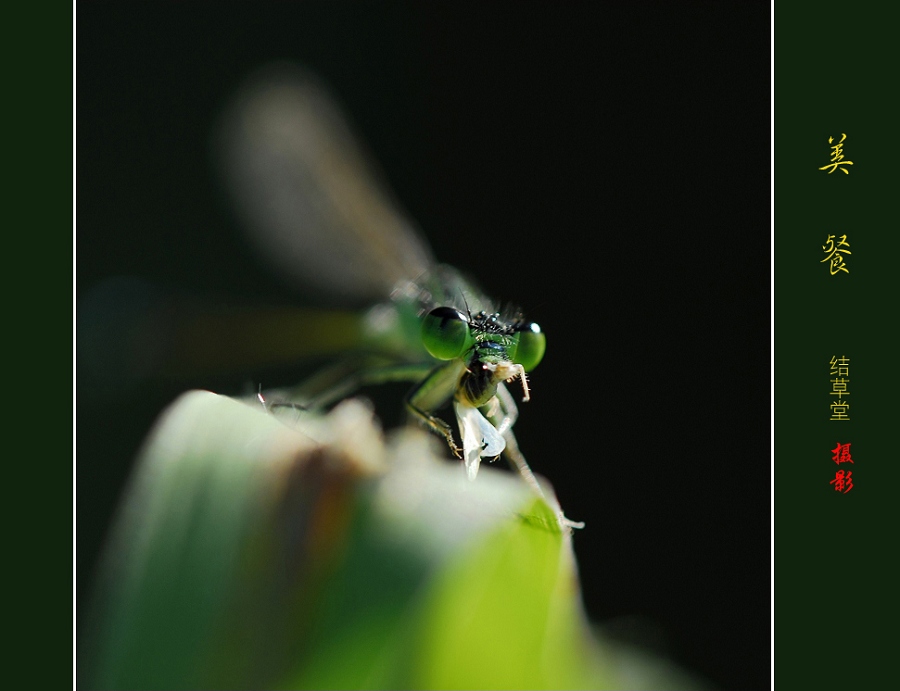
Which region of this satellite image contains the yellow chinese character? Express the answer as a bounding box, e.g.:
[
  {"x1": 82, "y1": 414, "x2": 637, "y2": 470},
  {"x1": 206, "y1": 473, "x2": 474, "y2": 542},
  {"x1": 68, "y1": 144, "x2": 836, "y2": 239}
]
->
[
  {"x1": 829, "y1": 355, "x2": 849, "y2": 377},
  {"x1": 821, "y1": 233, "x2": 850, "y2": 275},
  {"x1": 830, "y1": 400, "x2": 850, "y2": 421},
  {"x1": 830, "y1": 377, "x2": 849, "y2": 397},
  {"x1": 818, "y1": 133, "x2": 853, "y2": 174}
]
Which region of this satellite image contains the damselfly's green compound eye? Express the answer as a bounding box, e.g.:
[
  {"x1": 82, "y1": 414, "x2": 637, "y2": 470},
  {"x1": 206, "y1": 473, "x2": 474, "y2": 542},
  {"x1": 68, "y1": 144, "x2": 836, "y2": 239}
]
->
[
  {"x1": 421, "y1": 306, "x2": 473, "y2": 360},
  {"x1": 511, "y1": 322, "x2": 546, "y2": 371}
]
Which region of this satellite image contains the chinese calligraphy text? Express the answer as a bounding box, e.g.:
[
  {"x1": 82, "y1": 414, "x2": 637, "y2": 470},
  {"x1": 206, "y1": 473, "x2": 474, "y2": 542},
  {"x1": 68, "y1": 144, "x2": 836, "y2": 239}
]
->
[
  {"x1": 831, "y1": 442, "x2": 854, "y2": 465},
  {"x1": 821, "y1": 234, "x2": 851, "y2": 275},
  {"x1": 829, "y1": 355, "x2": 850, "y2": 421},
  {"x1": 829, "y1": 469, "x2": 853, "y2": 493},
  {"x1": 818, "y1": 133, "x2": 853, "y2": 174}
]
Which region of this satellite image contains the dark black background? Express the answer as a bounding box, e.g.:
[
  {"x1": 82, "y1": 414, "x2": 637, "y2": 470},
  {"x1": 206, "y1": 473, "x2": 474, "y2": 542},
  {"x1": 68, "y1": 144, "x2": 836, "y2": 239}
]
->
[{"x1": 77, "y1": 3, "x2": 770, "y2": 689}]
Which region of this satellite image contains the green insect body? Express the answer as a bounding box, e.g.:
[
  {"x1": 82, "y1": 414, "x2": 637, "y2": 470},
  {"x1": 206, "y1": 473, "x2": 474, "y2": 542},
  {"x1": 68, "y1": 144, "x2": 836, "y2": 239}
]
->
[{"x1": 217, "y1": 65, "x2": 582, "y2": 528}]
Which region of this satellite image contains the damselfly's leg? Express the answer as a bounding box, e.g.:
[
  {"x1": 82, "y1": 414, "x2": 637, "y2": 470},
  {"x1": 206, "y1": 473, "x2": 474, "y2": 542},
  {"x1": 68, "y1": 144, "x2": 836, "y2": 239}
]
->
[
  {"x1": 488, "y1": 381, "x2": 519, "y2": 437},
  {"x1": 258, "y1": 384, "x2": 305, "y2": 418},
  {"x1": 276, "y1": 358, "x2": 433, "y2": 411},
  {"x1": 406, "y1": 360, "x2": 467, "y2": 458},
  {"x1": 490, "y1": 383, "x2": 542, "y2": 496},
  {"x1": 492, "y1": 383, "x2": 585, "y2": 531}
]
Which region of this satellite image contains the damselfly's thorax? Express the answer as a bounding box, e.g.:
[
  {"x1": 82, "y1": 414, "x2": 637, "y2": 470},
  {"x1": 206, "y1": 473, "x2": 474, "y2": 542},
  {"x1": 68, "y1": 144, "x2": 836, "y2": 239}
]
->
[{"x1": 460, "y1": 318, "x2": 516, "y2": 407}]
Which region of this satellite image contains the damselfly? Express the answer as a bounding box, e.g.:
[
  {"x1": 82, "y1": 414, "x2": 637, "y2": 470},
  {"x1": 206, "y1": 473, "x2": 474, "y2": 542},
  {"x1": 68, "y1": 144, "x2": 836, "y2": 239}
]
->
[{"x1": 215, "y1": 65, "x2": 579, "y2": 524}]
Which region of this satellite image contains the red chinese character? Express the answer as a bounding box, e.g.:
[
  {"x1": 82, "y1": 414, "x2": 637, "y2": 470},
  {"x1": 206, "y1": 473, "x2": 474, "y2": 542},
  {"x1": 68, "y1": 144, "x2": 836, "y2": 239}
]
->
[
  {"x1": 831, "y1": 442, "x2": 854, "y2": 465},
  {"x1": 830, "y1": 469, "x2": 853, "y2": 493}
]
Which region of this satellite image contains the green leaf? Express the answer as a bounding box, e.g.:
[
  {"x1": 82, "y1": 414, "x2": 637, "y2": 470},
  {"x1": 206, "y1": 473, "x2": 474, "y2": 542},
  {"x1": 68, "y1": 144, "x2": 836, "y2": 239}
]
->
[{"x1": 82, "y1": 390, "x2": 702, "y2": 690}]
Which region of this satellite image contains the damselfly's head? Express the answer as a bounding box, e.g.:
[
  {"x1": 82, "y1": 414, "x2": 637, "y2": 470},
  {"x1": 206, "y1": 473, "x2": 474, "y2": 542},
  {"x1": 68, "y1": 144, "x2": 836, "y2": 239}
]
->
[{"x1": 420, "y1": 306, "x2": 546, "y2": 406}]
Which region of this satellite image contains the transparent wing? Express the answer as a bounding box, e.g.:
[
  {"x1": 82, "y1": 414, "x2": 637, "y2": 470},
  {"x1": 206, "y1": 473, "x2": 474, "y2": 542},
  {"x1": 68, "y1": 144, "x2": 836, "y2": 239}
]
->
[
  {"x1": 215, "y1": 63, "x2": 434, "y2": 306},
  {"x1": 409, "y1": 263, "x2": 499, "y2": 318}
]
